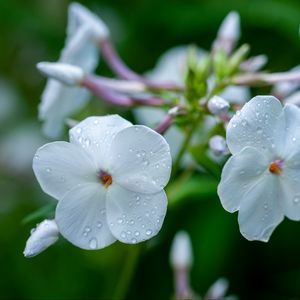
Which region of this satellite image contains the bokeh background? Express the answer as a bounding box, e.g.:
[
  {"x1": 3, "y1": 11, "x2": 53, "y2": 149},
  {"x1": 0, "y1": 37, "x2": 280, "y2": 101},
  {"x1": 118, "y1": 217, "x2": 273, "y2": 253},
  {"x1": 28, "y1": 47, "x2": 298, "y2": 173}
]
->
[{"x1": 1, "y1": 0, "x2": 300, "y2": 299}]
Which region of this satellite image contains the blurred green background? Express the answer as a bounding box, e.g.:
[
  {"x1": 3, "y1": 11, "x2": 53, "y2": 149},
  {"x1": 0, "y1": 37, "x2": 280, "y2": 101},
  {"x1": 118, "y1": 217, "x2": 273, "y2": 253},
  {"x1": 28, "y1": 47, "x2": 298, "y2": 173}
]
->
[{"x1": 1, "y1": 0, "x2": 300, "y2": 299}]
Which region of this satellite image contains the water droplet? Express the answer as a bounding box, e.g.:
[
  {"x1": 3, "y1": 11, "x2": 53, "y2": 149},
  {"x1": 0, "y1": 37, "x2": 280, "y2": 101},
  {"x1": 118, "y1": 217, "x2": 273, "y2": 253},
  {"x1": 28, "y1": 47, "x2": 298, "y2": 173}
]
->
[
  {"x1": 93, "y1": 120, "x2": 99, "y2": 125},
  {"x1": 46, "y1": 167, "x2": 51, "y2": 173},
  {"x1": 121, "y1": 231, "x2": 126, "y2": 238},
  {"x1": 131, "y1": 238, "x2": 137, "y2": 244},
  {"x1": 143, "y1": 159, "x2": 150, "y2": 166},
  {"x1": 127, "y1": 230, "x2": 132, "y2": 235},
  {"x1": 155, "y1": 164, "x2": 159, "y2": 169},
  {"x1": 293, "y1": 196, "x2": 300, "y2": 204},
  {"x1": 241, "y1": 120, "x2": 247, "y2": 127},
  {"x1": 85, "y1": 138, "x2": 91, "y2": 147},
  {"x1": 146, "y1": 229, "x2": 152, "y2": 236},
  {"x1": 140, "y1": 150, "x2": 146, "y2": 156},
  {"x1": 89, "y1": 238, "x2": 98, "y2": 249},
  {"x1": 76, "y1": 128, "x2": 82, "y2": 134},
  {"x1": 129, "y1": 148, "x2": 133, "y2": 153},
  {"x1": 34, "y1": 154, "x2": 40, "y2": 160},
  {"x1": 97, "y1": 221, "x2": 102, "y2": 228},
  {"x1": 239, "y1": 170, "x2": 245, "y2": 175},
  {"x1": 117, "y1": 218, "x2": 124, "y2": 224},
  {"x1": 236, "y1": 110, "x2": 241, "y2": 116},
  {"x1": 129, "y1": 220, "x2": 135, "y2": 225},
  {"x1": 134, "y1": 231, "x2": 140, "y2": 236},
  {"x1": 100, "y1": 208, "x2": 106, "y2": 215},
  {"x1": 257, "y1": 127, "x2": 263, "y2": 134},
  {"x1": 292, "y1": 137, "x2": 296, "y2": 142}
]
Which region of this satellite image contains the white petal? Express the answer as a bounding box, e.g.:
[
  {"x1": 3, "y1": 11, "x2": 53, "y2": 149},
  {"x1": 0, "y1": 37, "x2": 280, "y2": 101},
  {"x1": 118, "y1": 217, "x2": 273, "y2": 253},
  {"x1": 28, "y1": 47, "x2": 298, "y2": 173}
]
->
[
  {"x1": 106, "y1": 184, "x2": 167, "y2": 244},
  {"x1": 238, "y1": 174, "x2": 284, "y2": 242},
  {"x1": 61, "y1": 25, "x2": 99, "y2": 72},
  {"x1": 218, "y1": 147, "x2": 269, "y2": 213},
  {"x1": 220, "y1": 85, "x2": 250, "y2": 105},
  {"x1": 68, "y1": 3, "x2": 109, "y2": 42},
  {"x1": 226, "y1": 96, "x2": 284, "y2": 156},
  {"x1": 33, "y1": 141, "x2": 98, "y2": 200},
  {"x1": 69, "y1": 115, "x2": 132, "y2": 170},
  {"x1": 109, "y1": 125, "x2": 172, "y2": 194},
  {"x1": 278, "y1": 167, "x2": 300, "y2": 220},
  {"x1": 39, "y1": 79, "x2": 90, "y2": 138},
  {"x1": 133, "y1": 107, "x2": 184, "y2": 160},
  {"x1": 55, "y1": 183, "x2": 116, "y2": 250},
  {"x1": 281, "y1": 104, "x2": 300, "y2": 160}
]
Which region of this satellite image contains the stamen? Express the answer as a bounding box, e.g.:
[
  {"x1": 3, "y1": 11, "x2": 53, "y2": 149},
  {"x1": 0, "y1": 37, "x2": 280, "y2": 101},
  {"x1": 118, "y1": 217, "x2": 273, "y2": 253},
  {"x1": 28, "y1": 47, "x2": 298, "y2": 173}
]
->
[
  {"x1": 269, "y1": 160, "x2": 282, "y2": 175},
  {"x1": 99, "y1": 171, "x2": 113, "y2": 188}
]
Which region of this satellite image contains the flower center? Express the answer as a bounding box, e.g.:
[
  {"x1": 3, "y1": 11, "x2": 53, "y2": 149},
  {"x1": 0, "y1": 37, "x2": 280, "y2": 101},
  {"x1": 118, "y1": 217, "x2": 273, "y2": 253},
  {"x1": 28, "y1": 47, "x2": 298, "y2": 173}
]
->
[
  {"x1": 99, "y1": 171, "x2": 113, "y2": 188},
  {"x1": 268, "y1": 160, "x2": 283, "y2": 175}
]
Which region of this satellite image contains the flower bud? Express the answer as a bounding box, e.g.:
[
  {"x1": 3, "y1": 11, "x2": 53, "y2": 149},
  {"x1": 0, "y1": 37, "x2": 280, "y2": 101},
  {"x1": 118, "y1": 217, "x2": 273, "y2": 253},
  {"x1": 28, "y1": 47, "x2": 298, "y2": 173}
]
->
[
  {"x1": 37, "y1": 62, "x2": 84, "y2": 86},
  {"x1": 23, "y1": 219, "x2": 59, "y2": 258},
  {"x1": 209, "y1": 135, "x2": 229, "y2": 156},
  {"x1": 240, "y1": 54, "x2": 268, "y2": 72},
  {"x1": 205, "y1": 278, "x2": 229, "y2": 300},
  {"x1": 69, "y1": 2, "x2": 109, "y2": 42},
  {"x1": 170, "y1": 231, "x2": 193, "y2": 269},
  {"x1": 207, "y1": 96, "x2": 230, "y2": 115},
  {"x1": 214, "y1": 11, "x2": 240, "y2": 54}
]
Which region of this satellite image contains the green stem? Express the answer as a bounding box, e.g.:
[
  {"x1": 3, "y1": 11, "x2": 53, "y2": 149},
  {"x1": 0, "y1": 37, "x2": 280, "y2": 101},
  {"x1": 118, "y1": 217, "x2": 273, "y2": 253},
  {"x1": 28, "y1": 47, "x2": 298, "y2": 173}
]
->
[
  {"x1": 113, "y1": 244, "x2": 142, "y2": 300},
  {"x1": 172, "y1": 114, "x2": 203, "y2": 176}
]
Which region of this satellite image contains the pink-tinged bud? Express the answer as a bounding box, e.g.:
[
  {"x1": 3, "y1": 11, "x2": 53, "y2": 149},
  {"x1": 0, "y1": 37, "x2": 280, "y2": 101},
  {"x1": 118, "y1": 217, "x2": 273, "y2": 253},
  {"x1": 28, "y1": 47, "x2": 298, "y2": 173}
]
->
[
  {"x1": 23, "y1": 219, "x2": 59, "y2": 258},
  {"x1": 37, "y1": 62, "x2": 84, "y2": 86},
  {"x1": 240, "y1": 55, "x2": 268, "y2": 72},
  {"x1": 209, "y1": 135, "x2": 229, "y2": 156}
]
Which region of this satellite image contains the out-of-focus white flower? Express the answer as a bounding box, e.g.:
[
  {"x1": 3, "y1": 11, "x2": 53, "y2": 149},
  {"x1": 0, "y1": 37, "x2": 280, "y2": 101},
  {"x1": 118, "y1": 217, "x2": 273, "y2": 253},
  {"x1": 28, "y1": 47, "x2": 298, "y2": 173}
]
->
[
  {"x1": 207, "y1": 95, "x2": 230, "y2": 115},
  {"x1": 209, "y1": 135, "x2": 229, "y2": 156},
  {"x1": 39, "y1": 3, "x2": 109, "y2": 138},
  {"x1": 205, "y1": 278, "x2": 238, "y2": 300},
  {"x1": 170, "y1": 231, "x2": 193, "y2": 269},
  {"x1": 37, "y1": 62, "x2": 84, "y2": 86},
  {"x1": 272, "y1": 65, "x2": 300, "y2": 98},
  {"x1": 33, "y1": 115, "x2": 172, "y2": 250},
  {"x1": 23, "y1": 219, "x2": 59, "y2": 258},
  {"x1": 214, "y1": 11, "x2": 240, "y2": 54},
  {"x1": 0, "y1": 123, "x2": 47, "y2": 174},
  {"x1": 284, "y1": 90, "x2": 300, "y2": 106},
  {"x1": 218, "y1": 96, "x2": 300, "y2": 242}
]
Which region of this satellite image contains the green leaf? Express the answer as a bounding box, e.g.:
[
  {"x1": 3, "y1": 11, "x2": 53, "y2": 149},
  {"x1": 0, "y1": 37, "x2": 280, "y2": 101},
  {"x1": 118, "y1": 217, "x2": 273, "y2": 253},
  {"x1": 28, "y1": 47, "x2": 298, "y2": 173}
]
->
[{"x1": 22, "y1": 203, "x2": 56, "y2": 225}]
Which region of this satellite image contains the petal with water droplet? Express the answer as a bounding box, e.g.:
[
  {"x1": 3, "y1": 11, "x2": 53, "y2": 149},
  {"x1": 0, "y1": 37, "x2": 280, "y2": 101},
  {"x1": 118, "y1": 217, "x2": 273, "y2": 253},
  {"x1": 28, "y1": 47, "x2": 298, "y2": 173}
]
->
[
  {"x1": 33, "y1": 141, "x2": 98, "y2": 200},
  {"x1": 106, "y1": 184, "x2": 167, "y2": 243},
  {"x1": 55, "y1": 183, "x2": 116, "y2": 250},
  {"x1": 108, "y1": 125, "x2": 172, "y2": 194},
  {"x1": 69, "y1": 115, "x2": 132, "y2": 170},
  {"x1": 218, "y1": 147, "x2": 269, "y2": 213},
  {"x1": 237, "y1": 174, "x2": 284, "y2": 242},
  {"x1": 227, "y1": 96, "x2": 284, "y2": 156}
]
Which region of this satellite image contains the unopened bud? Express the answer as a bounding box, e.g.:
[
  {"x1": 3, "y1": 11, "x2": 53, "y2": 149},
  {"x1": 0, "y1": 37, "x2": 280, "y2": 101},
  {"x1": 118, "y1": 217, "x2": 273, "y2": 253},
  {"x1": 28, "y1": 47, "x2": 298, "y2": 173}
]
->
[
  {"x1": 207, "y1": 96, "x2": 230, "y2": 115},
  {"x1": 209, "y1": 135, "x2": 229, "y2": 156},
  {"x1": 240, "y1": 54, "x2": 268, "y2": 72},
  {"x1": 37, "y1": 62, "x2": 84, "y2": 86},
  {"x1": 24, "y1": 219, "x2": 59, "y2": 258},
  {"x1": 214, "y1": 11, "x2": 240, "y2": 54},
  {"x1": 170, "y1": 231, "x2": 193, "y2": 269},
  {"x1": 69, "y1": 2, "x2": 109, "y2": 42},
  {"x1": 283, "y1": 91, "x2": 300, "y2": 106},
  {"x1": 205, "y1": 278, "x2": 229, "y2": 300}
]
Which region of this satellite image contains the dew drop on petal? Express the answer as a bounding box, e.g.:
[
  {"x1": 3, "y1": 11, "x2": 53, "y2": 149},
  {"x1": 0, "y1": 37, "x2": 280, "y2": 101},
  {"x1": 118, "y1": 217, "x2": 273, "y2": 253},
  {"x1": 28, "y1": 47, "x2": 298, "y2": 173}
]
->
[
  {"x1": 89, "y1": 238, "x2": 98, "y2": 249},
  {"x1": 121, "y1": 231, "x2": 126, "y2": 239},
  {"x1": 46, "y1": 167, "x2": 52, "y2": 173},
  {"x1": 134, "y1": 231, "x2": 140, "y2": 237},
  {"x1": 293, "y1": 196, "x2": 300, "y2": 204},
  {"x1": 97, "y1": 221, "x2": 102, "y2": 228},
  {"x1": 131, "y1": 238, "x2": 137, "y2": 244},
  {"x1": 146, "y1": 229, "x2": 152, "y2": 236}
]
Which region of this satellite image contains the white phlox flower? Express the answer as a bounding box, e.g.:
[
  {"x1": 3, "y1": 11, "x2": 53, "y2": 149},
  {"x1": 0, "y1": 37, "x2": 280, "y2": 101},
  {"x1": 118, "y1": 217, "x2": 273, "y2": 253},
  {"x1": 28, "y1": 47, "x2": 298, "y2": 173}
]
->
[
  {"x1": 24, "y1": 219, "x2": 59, "y2": 258},
  {"x1": 33, "y1": 115, "x2": 172, "y2": 250},
  {"x1": 39, "y1": 3, "x2": 108, "y2": 138},
  {"x1": 218, "y1": 95, "x2": 300, "y2": 242}
]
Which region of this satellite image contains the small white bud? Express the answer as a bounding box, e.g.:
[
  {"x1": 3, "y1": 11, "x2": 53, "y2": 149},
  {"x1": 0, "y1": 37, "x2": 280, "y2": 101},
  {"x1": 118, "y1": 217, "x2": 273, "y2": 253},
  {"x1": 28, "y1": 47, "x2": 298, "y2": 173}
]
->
[
  {"x1": 170, "y1": 231, "x2": 193, "y2": 269},
  {"x1": 205, "y1": 278, "x2": 229, "y2": 300},
  {"x1": 69, "y1": 2, "x2": 109, "y2": 42},
  {"x1": 207, "y1": 95, "x2": 230, "y2": 115},
  {"x1": 218, "y1": 11, "x2": 240, "y2": 42},
  {"x1": 37, "y1": 62, "x2": 84, "y2": 86},
  {"x1": 23, "y1": 219, "x2": 59, "y2": 258},
  {"x1": 209, "y1": 135, "x2": 229, "y2": 156}
]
